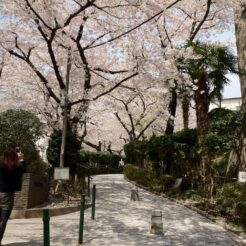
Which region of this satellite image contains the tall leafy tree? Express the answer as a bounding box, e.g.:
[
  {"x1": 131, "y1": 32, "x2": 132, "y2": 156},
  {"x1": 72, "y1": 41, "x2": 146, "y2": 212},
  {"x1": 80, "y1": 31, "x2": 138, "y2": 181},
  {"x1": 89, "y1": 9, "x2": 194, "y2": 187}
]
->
[
  {"x1": 0, "y1": 109, "x2": 44, "y2": 151},
  {"x1": 0, "y1": 109, "x2": 46, "y2": 173}
]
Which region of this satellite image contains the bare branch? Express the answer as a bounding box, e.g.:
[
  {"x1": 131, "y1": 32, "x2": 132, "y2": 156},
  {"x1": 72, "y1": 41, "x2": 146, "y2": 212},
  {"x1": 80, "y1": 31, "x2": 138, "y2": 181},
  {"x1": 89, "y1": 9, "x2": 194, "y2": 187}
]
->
[
  {"x1": 6, "y1": 44, "x2": 60, "y2": 104},
  {"x1": 63, "y1": 0, "x2": 96, "y2": 28},
  {"x1": 136, "y1": 117, "x2": 158, "y2": 140},
  {"x1": 75, "y1": 23, "x2": 91, "y2": 89},
  {"x1": 189, "y1": 0, "x2": 212, "y2": 41},
  {"x1": 92, "y1": 67, "x2": 131, "y2": 74},
  {"x1": 92, "y1": 72, "x2": 138, "y2": 101},
  {"x1": 88, "y1": 0, "x2": 182, "y2": 49},
  {"x1": 114, "y1": 112, "x2": 131, "y2": 136},
  {"x1": 84, "y1": 32, "x2": 112, "y2": 49},
  {"x1": 24, "y1": 0, "x2": 52, "y2": 30}
]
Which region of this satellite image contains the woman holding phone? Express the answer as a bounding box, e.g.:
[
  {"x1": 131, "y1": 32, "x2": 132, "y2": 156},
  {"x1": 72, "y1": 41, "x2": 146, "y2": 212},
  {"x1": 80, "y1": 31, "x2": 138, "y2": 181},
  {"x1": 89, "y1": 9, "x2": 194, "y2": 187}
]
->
[{"x1": 0, "y1": 148, "x2": 26, "y2": 245}]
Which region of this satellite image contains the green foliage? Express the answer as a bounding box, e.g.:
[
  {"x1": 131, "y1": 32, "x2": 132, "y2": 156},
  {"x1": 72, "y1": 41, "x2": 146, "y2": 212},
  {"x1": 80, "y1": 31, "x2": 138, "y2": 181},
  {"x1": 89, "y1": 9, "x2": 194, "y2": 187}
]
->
[
  {"x1": 202, "y1": 132, "x2": 231, "y2": 154},
  {"x1": 178, "y1": 41, "x2": 238, "y2": 101},
  {"x1": 0, "y1": 109, "x2": 47, "y2": 174},
  {"x1": 208, "y1": 108, "x2": 233, "y2": 122},
  {"x1": 203, "y1": 109, "x2": 246, "y2": 176},
  {"x1": 158, "y1": 174, "x2": 175, "y2": 190},
  {"x1": 123, "y1": 164, "x2": 159, "y2": 188},
  {"x1": 204, "y1": 110, "x2": 246, "y2": 158},
  {"x1": 173, "y1": 129, "x2": 199, "y2": 161},
  {"x1": 211, "y1": 152, "x2": 230, "y2": 175},
  {"x1": 0, "y1": 109, "x2": 44, "y2": 152},
  {"x1": 124, "y1": 140, "x2": 148, "y2": 166},
  {"x1": 79, "y1": 151, "x2": 121, "y2": 175},
  {"x1": 172, "y1": 129, "x2": 199, "y2": 178},
  {"x1": 124, "y1": 129, "x2": 199, "y2": 178},
  {"x1": 24, "y1": 145, "x2": 48, "y2": 174},
  {"x1": 46, "y1": 130, "x2": 81, "y2": 173},
  {"x1": 216, "y1": 182, "x2": 246, "y2": 222},
  {"x1": 147, "y1": 135, "x2": 173, "y2": 162},
  {"x1": 123, "y1": 164, "x2": 176, "y2": 192}
]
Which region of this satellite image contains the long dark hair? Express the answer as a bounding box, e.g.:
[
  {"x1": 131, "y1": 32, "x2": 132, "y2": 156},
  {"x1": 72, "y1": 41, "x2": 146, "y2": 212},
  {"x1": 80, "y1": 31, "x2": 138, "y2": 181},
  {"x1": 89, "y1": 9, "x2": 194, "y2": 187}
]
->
[{"x1": 2, "y1": 149, "x2": 20, "y2": 169}]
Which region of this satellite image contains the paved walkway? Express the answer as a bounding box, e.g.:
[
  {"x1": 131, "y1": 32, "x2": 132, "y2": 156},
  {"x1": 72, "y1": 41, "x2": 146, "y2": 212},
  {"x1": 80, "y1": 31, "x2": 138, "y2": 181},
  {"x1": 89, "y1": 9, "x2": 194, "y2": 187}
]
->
[{"x1": 2, "y1": 174, "x2": 246, "y2": 245}]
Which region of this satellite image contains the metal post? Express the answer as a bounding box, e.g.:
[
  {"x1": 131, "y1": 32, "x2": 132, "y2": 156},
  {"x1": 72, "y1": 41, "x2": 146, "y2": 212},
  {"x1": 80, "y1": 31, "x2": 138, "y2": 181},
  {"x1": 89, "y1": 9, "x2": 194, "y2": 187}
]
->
[
  {"x1": 43, "y1": 209, "x2": 50, "y2": 246},
  {"x1": 91, "y1": 184, "x2": 96, "y2": 220},
  {"x1": 78, "y1": 194, "x2": 85, "y2": 244}
]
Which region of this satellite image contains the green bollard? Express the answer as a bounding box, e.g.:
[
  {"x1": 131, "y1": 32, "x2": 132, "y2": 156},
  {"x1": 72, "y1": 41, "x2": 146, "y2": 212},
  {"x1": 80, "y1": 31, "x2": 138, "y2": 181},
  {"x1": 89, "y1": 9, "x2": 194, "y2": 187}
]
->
[
  {"x1": 91, "y1": 184, "x2": 96, "y2": 220},
  {"x1": 78, "y1": 194, "x2": 85, "y2": 244},
  {"x1": 43, "y1": 209, "x2": 50, "y2": 246}
]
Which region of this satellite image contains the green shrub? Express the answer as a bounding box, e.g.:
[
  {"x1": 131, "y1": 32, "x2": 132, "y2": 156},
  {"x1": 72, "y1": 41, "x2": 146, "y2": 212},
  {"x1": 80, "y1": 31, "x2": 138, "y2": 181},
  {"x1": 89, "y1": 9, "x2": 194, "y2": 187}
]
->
[
  {"x1": 123, "y1": 164, "x2": 159, "y2": 189},
  {"x1": 47, "y1": 130, "x2": 81, "y2": 173},
  {"x1": 208, "y1": 108, "x2": 233, "y2": 122},
  {"x1": 216, "y1": 182, "x2": 246, "y2": 222},
  {"x1": 79, "y1": 151, "x2": 121, "y2": 175},
  {"x1": 124, "y1": 129, "x2": 199, "y2": 179},
  {"x1": 124, "y1": 140, "x2": 148, "y2": 167},
  {"x1": 147, "y1": 135, "x2": 173, "y2": 162},
  {"x1": 211, "y1": 151, "x2": 230, "y2": 175},
  {"x1": 0, "y1": 109, "x2": 44, "y2": 153},
  {"x1": 0, "y1": 109, "x2": 47, "y2": 174},
  {"x1": 159, "y1": 174, "x2": 175, "y2": 190}
]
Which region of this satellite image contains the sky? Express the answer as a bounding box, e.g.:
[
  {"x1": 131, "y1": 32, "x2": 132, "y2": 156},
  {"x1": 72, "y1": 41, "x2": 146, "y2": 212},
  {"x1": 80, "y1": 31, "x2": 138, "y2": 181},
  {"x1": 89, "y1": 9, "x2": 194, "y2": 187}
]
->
[
  {"x1": 223, "y1": 74, "x2": 241, "y2": 98},
  {"x1": 215, "y1": 29, "x2": 241, "y2": 99}
]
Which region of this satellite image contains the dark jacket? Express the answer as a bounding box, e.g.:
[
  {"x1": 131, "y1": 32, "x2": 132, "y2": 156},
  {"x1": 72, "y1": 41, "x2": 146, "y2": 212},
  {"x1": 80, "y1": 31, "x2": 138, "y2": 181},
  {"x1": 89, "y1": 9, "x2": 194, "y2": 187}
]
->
[{"x1": 0, "y1": 160, "x2": 26, "y2": 192}]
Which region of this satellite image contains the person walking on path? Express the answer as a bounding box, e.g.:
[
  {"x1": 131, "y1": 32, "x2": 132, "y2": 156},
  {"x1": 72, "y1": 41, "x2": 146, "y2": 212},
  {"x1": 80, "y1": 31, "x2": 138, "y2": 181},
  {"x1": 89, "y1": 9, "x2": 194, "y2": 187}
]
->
[{"x1": 0, "y1": 148, "x2": 26, "y2": 245}]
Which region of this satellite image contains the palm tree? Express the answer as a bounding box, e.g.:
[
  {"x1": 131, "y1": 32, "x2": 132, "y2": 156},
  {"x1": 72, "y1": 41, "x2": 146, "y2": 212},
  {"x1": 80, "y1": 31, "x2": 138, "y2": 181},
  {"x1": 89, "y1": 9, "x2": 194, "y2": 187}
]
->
[{"x1": 178, "y1": 41, "x2": 238, "y2": 186}]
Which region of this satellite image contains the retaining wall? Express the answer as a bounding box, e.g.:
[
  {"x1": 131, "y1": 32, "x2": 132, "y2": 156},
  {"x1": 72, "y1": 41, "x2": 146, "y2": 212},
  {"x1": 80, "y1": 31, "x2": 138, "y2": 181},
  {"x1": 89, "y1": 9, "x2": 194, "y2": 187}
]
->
[{"x1": 14, "y1": 173, "x2": 49, "y2": 209}]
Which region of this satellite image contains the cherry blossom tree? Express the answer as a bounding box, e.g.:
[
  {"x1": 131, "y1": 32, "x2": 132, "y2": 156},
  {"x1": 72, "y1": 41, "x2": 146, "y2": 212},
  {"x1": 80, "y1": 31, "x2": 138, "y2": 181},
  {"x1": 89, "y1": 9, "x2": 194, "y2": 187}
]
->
[
  {"x1": 109, "y1": 86, "x2": 168, "y2": 142},
  {"x1": 0, "y1": 0, "x2": 140, "y2": 165},
  {"x1": 0, "y1": 0, "x2": 242, "y2": 160}
]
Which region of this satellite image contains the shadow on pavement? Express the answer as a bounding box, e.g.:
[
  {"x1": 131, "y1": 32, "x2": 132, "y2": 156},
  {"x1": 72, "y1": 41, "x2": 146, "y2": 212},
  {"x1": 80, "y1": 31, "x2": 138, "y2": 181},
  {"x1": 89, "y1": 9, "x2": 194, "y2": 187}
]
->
[
  {"x1": 3, "y1": 241, "x2": 42, "y2": 246},
  {"x1": 88, "y1": 174, "x2": 245, "y2": 246}
]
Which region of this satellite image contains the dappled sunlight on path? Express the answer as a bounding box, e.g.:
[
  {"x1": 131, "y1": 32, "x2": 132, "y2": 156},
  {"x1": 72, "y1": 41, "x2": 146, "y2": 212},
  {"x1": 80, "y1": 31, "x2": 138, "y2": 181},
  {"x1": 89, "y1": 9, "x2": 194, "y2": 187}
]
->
[
  {"x1": 83, "y1": 174, "x2": 246, "y2": 246},
  {"x1": 2, "y1": 174, "x2": 246, "y2": 245}
]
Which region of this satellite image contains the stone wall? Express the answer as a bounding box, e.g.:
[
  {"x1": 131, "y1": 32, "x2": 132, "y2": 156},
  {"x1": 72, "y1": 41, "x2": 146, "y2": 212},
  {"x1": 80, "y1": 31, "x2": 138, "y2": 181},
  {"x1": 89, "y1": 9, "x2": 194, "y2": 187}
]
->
[{"x1": 14, "y1": 173, "x2": 49, "y2": 209}]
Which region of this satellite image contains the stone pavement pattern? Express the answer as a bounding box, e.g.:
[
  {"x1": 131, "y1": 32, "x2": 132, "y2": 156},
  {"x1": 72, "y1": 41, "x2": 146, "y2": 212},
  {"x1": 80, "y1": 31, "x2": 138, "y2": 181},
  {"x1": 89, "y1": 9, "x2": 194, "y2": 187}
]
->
[{"x1": 2, "y1": 174, "x2": 246, "y2": 246}]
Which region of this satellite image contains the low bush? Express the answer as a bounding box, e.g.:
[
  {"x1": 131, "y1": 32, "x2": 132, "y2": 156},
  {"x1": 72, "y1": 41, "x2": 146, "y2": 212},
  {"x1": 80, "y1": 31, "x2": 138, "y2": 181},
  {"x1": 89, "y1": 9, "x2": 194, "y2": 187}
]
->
[
  {"x1": 123, "y1": 164, "x2": 161, "y2": 190},
  {"x1": 124, "y1": 164, "x2": 186, "y2": 193},
  {"x1": 158, "y1": 174, "x2": 175, "y2": 191},
  {"x1": 124, "y1": 129, "x2": 199, "y2": 180},
  {"x1": 79, "y1": 151, "x2": 121, "y2": 175},
  {"x1": 124, "y1": 140, "x2": 148, "y2": 166},
  {"x1": 216, "y1": 182, "x2": 246, "y2": 223}
]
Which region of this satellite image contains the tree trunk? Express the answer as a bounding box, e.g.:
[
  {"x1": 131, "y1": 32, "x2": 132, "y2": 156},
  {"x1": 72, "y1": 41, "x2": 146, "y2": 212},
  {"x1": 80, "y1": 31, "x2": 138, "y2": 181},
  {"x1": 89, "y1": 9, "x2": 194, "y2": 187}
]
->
[
  {"x1": 182, "y1": 96, "x2": 190, "y2": 129},
  {"x1": 60, "y1": 47, "x2": 71, "y2": 168},
  {"x1": 165, "y1": 83, "x2": 177, "y2": 175},
  {"x1": 165, "y1": 84, "x2": 177, "y2": 135},
  {"x1": 194, "y1": 72, "x2": 210, "y2": 180},
  {"x1": 227, "y1": 6, "x2": 246, "y2": 176},
  {"x1": 235, "y1": 5, "x2": 246, "y2": 108}
]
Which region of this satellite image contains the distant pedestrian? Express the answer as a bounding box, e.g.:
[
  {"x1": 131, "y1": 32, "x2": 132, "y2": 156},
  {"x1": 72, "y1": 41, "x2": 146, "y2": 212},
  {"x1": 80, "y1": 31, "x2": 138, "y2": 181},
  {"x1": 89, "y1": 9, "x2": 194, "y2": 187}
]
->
[
  {"x1": 0, "y1": 148, "x2": 26, "y2": 245},
  {"x1": 118, "y1": 158, "x2": 124, "y2": 169}
]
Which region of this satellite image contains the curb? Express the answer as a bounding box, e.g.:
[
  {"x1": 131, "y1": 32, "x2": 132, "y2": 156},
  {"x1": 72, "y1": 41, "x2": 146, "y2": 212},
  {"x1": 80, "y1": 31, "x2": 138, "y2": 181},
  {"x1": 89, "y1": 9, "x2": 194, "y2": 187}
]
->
[
  {"x1": 10, "y1": 203, "x2": 91, "y2": 219},
  {"x1": 124, "y1": 176, "x2": 246, "y2": 241}
]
